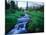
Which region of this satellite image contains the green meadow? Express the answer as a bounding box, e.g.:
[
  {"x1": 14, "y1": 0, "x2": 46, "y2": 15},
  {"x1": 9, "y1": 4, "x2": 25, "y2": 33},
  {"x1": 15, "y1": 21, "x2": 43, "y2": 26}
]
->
[{"x1": 5, "y1": 1, "x2": 44, "y2": 33}]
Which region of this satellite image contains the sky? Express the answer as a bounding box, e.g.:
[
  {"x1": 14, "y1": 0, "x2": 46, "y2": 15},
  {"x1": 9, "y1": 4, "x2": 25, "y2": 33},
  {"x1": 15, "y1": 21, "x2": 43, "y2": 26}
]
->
[
  {"x1": 7, "y1": 0, "x2": 44, "y2": 9},
  {"x1": 18, "y1": 2, "x2": 26, "y2": 9}
]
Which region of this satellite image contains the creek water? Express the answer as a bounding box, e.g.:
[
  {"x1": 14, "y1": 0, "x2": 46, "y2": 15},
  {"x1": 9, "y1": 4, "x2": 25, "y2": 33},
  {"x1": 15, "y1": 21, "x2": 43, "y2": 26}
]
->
[{"x1": 7, "y1": 11, "x2": 30, "y2": 35}]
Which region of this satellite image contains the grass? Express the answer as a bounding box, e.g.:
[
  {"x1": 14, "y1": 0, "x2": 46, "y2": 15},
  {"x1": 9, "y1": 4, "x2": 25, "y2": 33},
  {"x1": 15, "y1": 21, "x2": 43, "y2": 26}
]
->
[
  {"x1": 5, "y1": 9, "x2": 25, "y2": 33},
  {"x1": 27, "y1": 10, "x2": 44, "y2": 32},
  {"x1": 5, "y1": 8, "x2": 44, "y2": 33}
]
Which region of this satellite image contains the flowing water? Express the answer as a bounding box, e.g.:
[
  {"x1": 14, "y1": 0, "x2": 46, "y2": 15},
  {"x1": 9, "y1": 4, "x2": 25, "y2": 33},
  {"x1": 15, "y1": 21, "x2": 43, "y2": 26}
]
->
[{"x1": 7, "y1": 11, "x2": 30, "y2": 35}]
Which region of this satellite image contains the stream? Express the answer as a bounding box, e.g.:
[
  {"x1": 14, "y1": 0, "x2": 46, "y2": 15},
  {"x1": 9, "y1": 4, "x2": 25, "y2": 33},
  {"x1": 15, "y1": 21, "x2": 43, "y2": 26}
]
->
[{"x1": 7, "y1": 11, "x2": 30, "y2": 35}]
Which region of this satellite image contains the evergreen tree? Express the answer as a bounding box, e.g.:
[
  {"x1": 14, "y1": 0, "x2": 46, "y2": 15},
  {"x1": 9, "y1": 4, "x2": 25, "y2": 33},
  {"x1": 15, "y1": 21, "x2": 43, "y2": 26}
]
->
[{"x1": 5, "y1": 0, "x2": 10, "y2": 9}]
